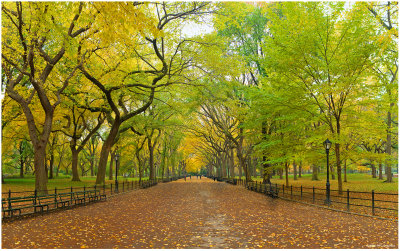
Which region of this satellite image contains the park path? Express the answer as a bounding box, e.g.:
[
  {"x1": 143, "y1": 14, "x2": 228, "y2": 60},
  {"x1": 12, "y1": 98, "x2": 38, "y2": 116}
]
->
[{"x1": 2, "y1": 177, "x2": 398, "y2": 249}]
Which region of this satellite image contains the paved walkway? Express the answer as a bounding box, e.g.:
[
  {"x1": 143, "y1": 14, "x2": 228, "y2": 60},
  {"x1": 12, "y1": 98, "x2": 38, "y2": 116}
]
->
[{"x1": 2, "y1": 178, "x2": 398, "y2": 248}]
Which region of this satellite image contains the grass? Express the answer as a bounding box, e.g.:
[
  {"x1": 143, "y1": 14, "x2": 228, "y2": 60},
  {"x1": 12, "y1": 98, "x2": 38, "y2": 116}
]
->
[
  {"x1": 3, "y1": 173, "x2": 398, "y2": 193},
  {"x1": 2, "y1": 175, "x2": 151, "y2": 193},
  {"x1": 251, "y1": 173, "x2": 398, "y2": 193}
]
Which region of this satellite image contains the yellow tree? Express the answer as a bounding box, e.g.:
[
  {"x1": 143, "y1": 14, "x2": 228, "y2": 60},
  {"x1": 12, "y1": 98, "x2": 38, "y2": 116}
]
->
[{"x1": 2, "y1": 2, "x2": 97, "y2": 192}]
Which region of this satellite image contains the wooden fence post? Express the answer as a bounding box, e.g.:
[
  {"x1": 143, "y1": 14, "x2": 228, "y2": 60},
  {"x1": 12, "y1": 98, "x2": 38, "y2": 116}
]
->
[{"x1": 347, "y1": 189, "x2": 350, "y2": 211}]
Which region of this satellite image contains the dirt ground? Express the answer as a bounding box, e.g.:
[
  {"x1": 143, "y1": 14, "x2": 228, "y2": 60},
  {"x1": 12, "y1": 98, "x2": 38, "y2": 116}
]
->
[{"x1": 2, "y1": 177, "x2": 398, "y2": 248}]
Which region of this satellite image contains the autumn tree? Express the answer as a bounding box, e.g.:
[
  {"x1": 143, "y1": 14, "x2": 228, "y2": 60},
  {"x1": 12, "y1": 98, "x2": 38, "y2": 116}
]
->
[
  {"x1": 2, "y1": 2, "x2": 96, "y2": 192},
  {"x1": 76, "y1": 2, "x2": 214, "y2": 184}
]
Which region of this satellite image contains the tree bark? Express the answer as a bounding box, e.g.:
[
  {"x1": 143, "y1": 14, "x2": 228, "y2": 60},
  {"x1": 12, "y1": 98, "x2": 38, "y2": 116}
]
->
[
  {"x1": 48, "y1": 152, "x2": 54, "y2": 179},
  {"x1": 96, "y1": 120, "x2": 121, "y2": 184},
  {"x1": 335, "y1": 143, "x2": 343, "y2": 194},
  {"x1": 230, "y1": 148, "x2": 235, "y2": 178},
  {"x1": 385, "y1": 108, "x2": 393, "y2": 183},
  {"x1": 298, "y1": 161, "x2": 302, "y2": 178},
  {"x1": 71, "y1": 148, "x2": 81, "y2": 181},
  {"x1": 238, "y1": 159, "x2": 243, "y2": 178},
  {"x1": 34, "y1": 144, "x2": 49, "y2": 193},
  {"x1": 148, "y1": 137, "x2": 155, "y2": 181},
  {"x1": 371, "y1": 163, "x2": 376, "y2": 178},
  {"x1": 293, "y1": 161, "x2": 297, "y2": 180},
  {"x1": 344, "y1": 159, "x2": 347, "y2": 182},
  {"x1": 109, "y1": 151, "x2": 115, "y2": 180},
  {"x1": 378, "y1": 162, "x2": 383, "y2": 180},
  {"x1": 262, "y1": 160, "x2": 271, "y2": 184},
  {"x1": 285, "y1": 162, "x2": 289, "y2": 187},
  {"x1": 312, "y1": 164, "x2": 318, "y2": 180},
  {"x1": 19, "y1": 142, "x2": 25, "y2": 178}
]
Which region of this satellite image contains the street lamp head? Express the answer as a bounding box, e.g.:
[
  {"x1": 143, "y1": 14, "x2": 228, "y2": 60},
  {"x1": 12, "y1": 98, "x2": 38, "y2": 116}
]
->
[
  {"x1": 323, "y1": 139, "x2": 332, "y2": 150},
  {"x1": 115, "y1": 153, "x2": 120, "y2": 162}
]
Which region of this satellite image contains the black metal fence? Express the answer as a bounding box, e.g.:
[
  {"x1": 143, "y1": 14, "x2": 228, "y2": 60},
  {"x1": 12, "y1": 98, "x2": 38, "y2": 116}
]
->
[
  {"x1": 237, "y1": 180, "x2": 398, "y2": 220},
  {"x1": 2, "y1": 177, "x2": 181, "y2": 219}
]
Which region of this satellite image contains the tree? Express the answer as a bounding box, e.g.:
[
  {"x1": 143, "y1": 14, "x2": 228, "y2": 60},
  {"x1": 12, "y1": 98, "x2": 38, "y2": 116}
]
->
[
  {"x1": 2, "y1": 2, "x2": 95, "y2": 192},
  {"x1": 77, "y1": 2, "x2": 214, "y2": 184},
  {"x1": 365, "y1": 1, "x2": 398, "y2": 182},
  {"x1": 262, "y1": 2, "x2": 378, "y2": 193},
  {"x1": 54, "y1": 105, "x2": 104, "y2": 181}
]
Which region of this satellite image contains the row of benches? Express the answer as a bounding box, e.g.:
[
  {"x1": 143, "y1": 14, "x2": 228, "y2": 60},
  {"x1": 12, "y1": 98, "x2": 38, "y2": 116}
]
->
[
  {"x1": 246, "y1": 182, "x2": 280, "y2": 198},
  {"x1": 206, "y1": 176, "x2": 279, "y2": 198},
  {"x1": 2, "y1": 189, "x2": 106, "y2": 218}
]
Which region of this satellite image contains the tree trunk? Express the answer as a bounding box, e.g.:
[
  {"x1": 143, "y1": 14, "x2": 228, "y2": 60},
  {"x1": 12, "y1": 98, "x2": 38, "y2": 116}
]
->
[
  {"x1": 81, "y1": 160, "x2": 85, "y2": 177},
  {"x1": 230, "y1": 148, "x2": 235, "y2": 178},
  {"x1": 279, "y1": 168, "x2": 283, "y2": 179},
  {"x1": 48, "y1": 152, "x2": 54, "y2": 179},
  {"x1": 312, "y1": 164, "x2": 318, "y2": 180},
  {"x1": 237, "y1": 148, "x2": 250, "y2": 182},
  {"x1": 293, "y1": 161, "x2": 297, "y2": 180},
  {"x1": 148, "y1": 138, "x2": 155, "y2": 181},
  {"x1": 109, "y1": 151, "x2": 115, "y2": 180},
  {"x1": 90, "y1": 157, "x2": 94, "y2": 177},
  {"x1": 20, "y1": 156, "x2": 24, "y2": 178},
  {"x1": 96, "y1": 120, "x2": 120, "y2": 184},
  {"x1": 298, "y1": 161, "x2": 302, "y2": 178},
  {"x1": 34, "y1": 146, "x2": 49, "y2": 193},
  {"x1": 71, "y1": 148, "x2": 81, "y2": 182},
  {"x1": 285, "y1": 162, "x2": 289, "y2": 187},
  {"x1": 262, "y1": 162, "x2": 271, "y2": 184},
  {"x1": 335, "y1": 143, "x2": 343, "y2": 194},
  {"x1": 385, "y1": 108, "x2": 393, "y2": 182},
  {"x1": 330, "y1": 164, "x2": 335, "y2": 180},
  {"x1": 371, "y1": 163, "x2": 377, "y2": 178},
  {"x1": 238, "y1": 159, "x2": 243, "y2": 178},
  {"x1": 344, "y1": 159, "x2": 347, "y2": 182},
  {"x1": 378, "y1": 162, "x2": 383, "y2": 180},
  {"x1": 222, "y1": 153, "x2": 228, "y2": 178}
]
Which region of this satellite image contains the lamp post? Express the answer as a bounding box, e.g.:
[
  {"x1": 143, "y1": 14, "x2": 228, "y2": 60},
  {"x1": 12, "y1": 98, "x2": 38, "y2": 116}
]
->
[
  {"x1": 115, "y1": 153, "x2": 120, "y2": 193},
  {"x1": 323, "y1": 139, "x2": 332, "y2": 205}
]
